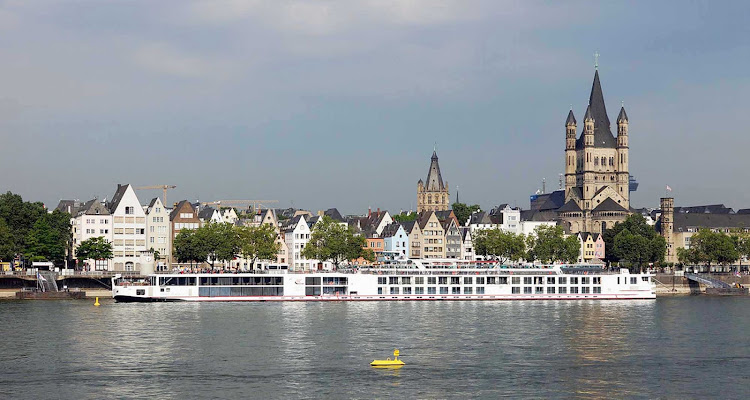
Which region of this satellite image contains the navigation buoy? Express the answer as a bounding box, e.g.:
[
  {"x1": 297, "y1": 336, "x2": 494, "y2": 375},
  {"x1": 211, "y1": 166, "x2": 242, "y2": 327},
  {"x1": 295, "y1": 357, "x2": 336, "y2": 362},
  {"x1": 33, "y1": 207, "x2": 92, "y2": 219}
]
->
[
  {"x1": 371, "y1": 349, "x2": 405, "y2": 367},
  {"x1": 94, "y1": 297, "x2": 100, "y2": 306}
]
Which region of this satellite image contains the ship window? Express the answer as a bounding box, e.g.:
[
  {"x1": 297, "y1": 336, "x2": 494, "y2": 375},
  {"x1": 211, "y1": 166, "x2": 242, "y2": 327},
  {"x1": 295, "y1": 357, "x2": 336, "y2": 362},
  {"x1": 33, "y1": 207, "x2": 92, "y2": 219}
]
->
[
  {"x1": 305, "y1": 277, "x2": 321, "y2": 285},
  {"x1": 377, "y1": 287, "x2": 383, "y2": 294},
  {"x1": 570, "y1": 287, "x2": 579, "y2": 294},
  {"x1": 428, "y1": 287, "x2": 437, "y2": 294},
  {"x1": 487, "y1": 277, "x2": 496, "y2": 284},
  {"x1": 512, "y1": 287, "x2": 520, "y2": 294},
  {"x1": 452, "y1": 287, "x2": 460, "y2": 294},
  {"x1": 438, "y1": 277, "x2": 448, "y2": 285},
  {"x1": 582, "y1": 287, "x2": 590, "y2": 294},
  {"x1": 428, "y1": 277, "x2": 437, "y2": 285},
  {"x1": 378, "y1": 277, "x2": 386, "y2": 285},
  {"x1": 498, "y1": 277, "x2": 508, "y2": 285},
  {"x1": 581, "y1": 277, "x2": 590, "y2": 284},
  {"x1": 390, "y1": 287, "x2": 399, "y2": 294},
  {"x1": 440, "y1": 287, "x2": 448, "y2": 294},
  {"x1": 464, "y1": 287, "x2": 473, "y2": 294},
  {"x1": 570, "y1": 277, "x2": 578, "y2": 284},
  {"x1": 512, "y1": 277, "x2": 520, "y2": 285},
  {"x1": 403, "y1": 287, "x2": 412, "y2": 294},
  {"x1": 305, "y1": 287, "x2": 321, "y2": 296},
  {"x1": 389, "y1": 277, "x2": 399, "y2": 285},
  {"x1": 476, "y1": 277, "x2": 485, "y2": 285},
  {"x1": 593, "y1": 277, "x2": 601, "y2": 284},
  {"x1": 630, "y1": 277, "x2": 637, "y2": 284},
  {"x1": 559, "y1": 287, "x2": 567, "y2": 294},
  {"x1": 415, "y1": 277, "x2": 424, "y2": 285},
  {"x1": 547, "y1": 277, "x2": 555, "y2": 284},
  {"x1": 523, "y1": 287, "x2": 532, "y2": 294},
  {"x1": 535, "y1": 287, "x2": 544, "y2": 294},
  {"x1": 534, "y1": 277, "x2": 544, "y2": 284},
  {"x1": 415, "y1": 287, "x2": 424, "y2": 294},
  {"x1": 593, "y1": 287, "x2": 601, "y2": 294},
  {"x1": 451, "y1": 277, "x2": 460, "y2": 285},
  {"x1": 642, "y1": 277, "x2": 649, "y2": 282},
  {"x1": 547, "y1": 287, "x2": 555, "y2": 294},
  {"x1": 401, "y1": 277, "x2": 411, "y2": 285},
  {"x1": 476, "y1": 287, "x2": 485, "y2": 294},
  {"x1": 523, "y1": 277, "x2": 532, "y2": 285},
  {"x1": 464, "y1": 277, "x2": 473, "y2": 284},
  {"x1": 136, "y1": 289, "x2": 145, "y2": 295}
]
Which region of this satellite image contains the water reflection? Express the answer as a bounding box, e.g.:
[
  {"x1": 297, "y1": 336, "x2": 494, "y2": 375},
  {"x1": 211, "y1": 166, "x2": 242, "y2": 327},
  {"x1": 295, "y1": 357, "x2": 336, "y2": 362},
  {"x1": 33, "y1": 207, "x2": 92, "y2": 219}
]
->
[{"x1": 1, "y1": 298, "x2": 748, "y2": 399}]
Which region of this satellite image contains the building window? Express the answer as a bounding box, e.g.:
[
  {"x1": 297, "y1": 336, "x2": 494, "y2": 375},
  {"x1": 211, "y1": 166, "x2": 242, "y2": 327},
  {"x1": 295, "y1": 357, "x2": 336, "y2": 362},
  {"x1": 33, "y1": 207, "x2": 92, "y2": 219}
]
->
[{"x1": 125, "y1": 207, "x2": 134, "y2": 215}]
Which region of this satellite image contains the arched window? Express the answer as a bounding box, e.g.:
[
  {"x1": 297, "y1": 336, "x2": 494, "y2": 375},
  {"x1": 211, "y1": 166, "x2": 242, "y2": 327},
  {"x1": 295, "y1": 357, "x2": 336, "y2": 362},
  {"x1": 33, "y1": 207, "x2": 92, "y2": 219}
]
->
[{"x1": 428, "y1": 195, "x2": 432, "y2": 204}]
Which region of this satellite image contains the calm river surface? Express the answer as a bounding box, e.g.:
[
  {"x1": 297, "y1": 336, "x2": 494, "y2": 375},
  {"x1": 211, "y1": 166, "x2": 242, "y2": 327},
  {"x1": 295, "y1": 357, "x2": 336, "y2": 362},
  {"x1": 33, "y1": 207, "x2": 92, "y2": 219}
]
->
[{"x1": 2, "y1": 297, "x2": 749, "y2": 399}]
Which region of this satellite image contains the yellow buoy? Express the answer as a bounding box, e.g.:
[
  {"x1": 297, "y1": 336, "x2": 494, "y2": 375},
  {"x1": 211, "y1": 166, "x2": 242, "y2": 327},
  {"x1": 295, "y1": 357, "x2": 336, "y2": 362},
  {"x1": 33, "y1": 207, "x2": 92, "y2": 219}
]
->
[
  {"x1": 371, "y1": 349, "x2": 405, "y2": 367},
  {"x1": 94, "y1": 297, "x2": 100, "y2": 306}
]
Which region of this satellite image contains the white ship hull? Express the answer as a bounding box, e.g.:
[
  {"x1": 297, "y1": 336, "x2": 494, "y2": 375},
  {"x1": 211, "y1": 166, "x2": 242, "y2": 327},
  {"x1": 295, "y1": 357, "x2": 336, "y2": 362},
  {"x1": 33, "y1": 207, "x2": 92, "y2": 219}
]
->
[{"x1": 112, "y1": 263, "x2": 656, "y2": 302}]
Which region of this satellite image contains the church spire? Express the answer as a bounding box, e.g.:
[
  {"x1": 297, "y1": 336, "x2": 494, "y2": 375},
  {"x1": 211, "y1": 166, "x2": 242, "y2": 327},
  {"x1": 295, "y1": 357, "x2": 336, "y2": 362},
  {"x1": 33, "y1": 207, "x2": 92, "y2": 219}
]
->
[
  {"x1": 566, "y1": 109, "x2": 576, "y2": 126},
  {"x1": 617, "y1": 105, "x2": 628, "y2": 123},
  {"x1": 425, "y1": 151, "x2": 444, "y2": 191}
]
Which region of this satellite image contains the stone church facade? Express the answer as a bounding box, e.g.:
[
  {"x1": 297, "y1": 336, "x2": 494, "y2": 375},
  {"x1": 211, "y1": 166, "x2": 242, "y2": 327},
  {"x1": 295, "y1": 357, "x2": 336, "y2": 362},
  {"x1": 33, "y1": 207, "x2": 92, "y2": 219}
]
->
[
  {"x1": 559, "y1": 69, "x2": 631, "y2": 234},
  {"x1": 417, "y1": 151, "x2": 450, "y2": 213}
]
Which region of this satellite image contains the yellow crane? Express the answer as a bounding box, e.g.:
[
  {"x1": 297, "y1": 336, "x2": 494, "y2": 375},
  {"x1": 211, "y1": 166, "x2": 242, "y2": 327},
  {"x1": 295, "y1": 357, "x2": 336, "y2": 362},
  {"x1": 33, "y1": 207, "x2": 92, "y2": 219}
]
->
[
  {"x1": 200, "y1": 200, "x2": 279, "y2": 213},
  {"x1": 135, "y1": 185, "x2": 177, "y2": 206}
]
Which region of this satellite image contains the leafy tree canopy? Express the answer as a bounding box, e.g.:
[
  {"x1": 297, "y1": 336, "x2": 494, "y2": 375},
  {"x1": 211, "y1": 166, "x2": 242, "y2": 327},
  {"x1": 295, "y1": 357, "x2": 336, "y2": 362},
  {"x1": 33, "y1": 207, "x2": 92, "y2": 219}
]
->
[
  {"x1": 392, "y1": 212, "x2": 418, "y2": 223},
  {"x1": 526, "y1": 225, "x2": 579, "y2": 264},
  {"x1": 25, "y1": 211, "x2": 71, "y2": 263},
  {"x1": 238, "y1": 224, "x2": 281, "y2": 268},
  {"x1": 195, "y1": 222, "x2": 240, "y2": 267},
  {"x1": 451, "y1": 203, "x2": 480, "y2": 226},
  {"x1": 302, "y1": 216, "x2": 373, "y2": 268},
  {"x1": 76, "y1": 236, "x2": 113, "y2": 261},
  {"x1": 681, "y1": 229, "x2": 739, "y2": 267},
  {"x1": 473, "y1": 228, "x2": 525, "y2": 264},
  {"x1": 602, "y1": 214, "x2": 660, "y2": 264}
]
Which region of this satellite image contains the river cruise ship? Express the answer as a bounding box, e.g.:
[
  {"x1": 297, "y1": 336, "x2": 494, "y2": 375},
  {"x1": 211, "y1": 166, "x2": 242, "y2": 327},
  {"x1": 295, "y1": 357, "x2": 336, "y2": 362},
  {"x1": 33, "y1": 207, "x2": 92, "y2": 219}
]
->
[{"x1": 112, "y1": 260, "x2": 655, "y2": 302}]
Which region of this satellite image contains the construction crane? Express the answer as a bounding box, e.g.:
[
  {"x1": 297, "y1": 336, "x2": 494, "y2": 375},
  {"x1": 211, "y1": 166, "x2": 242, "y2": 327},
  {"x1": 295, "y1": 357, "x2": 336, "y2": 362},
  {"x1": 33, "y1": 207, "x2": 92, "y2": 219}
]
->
[
  {"x1": 201, "y1": 200, "x2": 279, "y2": 214},
  {"x1": 135, "y1": 185, "x2": 177, "y2": 206}
]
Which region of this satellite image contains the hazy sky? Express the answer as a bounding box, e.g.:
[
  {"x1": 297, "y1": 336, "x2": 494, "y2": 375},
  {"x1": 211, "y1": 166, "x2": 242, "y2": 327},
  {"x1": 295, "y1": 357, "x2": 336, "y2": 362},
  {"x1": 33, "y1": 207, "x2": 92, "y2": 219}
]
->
[{"x1": 1, "y1": 1, "x2": 749, "y2": 214}]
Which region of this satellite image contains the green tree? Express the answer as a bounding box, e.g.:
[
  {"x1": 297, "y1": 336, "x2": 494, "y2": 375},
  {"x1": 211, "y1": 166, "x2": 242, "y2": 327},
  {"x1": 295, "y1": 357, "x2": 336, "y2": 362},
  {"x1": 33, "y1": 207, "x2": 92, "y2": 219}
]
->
[
  {"x1": 392, "y1": 212, "x2": 417, "y2": 223},
  {"x1": 0, "y1": 191, "x2": 46, "y2": 256},
  {"x1": 238, "y1": 224, "x2": 281, "y2": 269},
  {"x1": 473, "y1": 228, "x2": 526, "y2": 263},
  {"x1": 302, "y1": 216, "x2": 373, "y2": 268},
  {"x1": 451, "y1": 203, "x2": 480, "y2": 226},
  {"x1": 0, "y1": 218, "x2": 15, "y2": 261},
  {"x1": 195, "y1": 222, "x2": 240, "y2": 269},
  {"x1": 24, "y1": 211, "x2": 70, "y2": 263},
  {"x1": 602, "y1": 214, "x2": 666, "y2": 269},
  {"x1": 689, "y1": 229, "x2": 739, "y2": 268},
  {"x1": 526, "y1": 225, "x2": 579, "y2": 263},
  {"x1": 173, "y1": 230, "x2": 208, "y2": 266},
  {"x1": 76, "y1": 236, "x2": 113, "y2": 266}
]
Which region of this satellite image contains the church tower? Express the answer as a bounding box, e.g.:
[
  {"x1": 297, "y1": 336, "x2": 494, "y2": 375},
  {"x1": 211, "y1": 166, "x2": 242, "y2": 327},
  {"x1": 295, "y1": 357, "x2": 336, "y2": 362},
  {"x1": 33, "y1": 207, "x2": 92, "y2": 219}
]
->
[
  {"x1": 559, "y1": 67, "x2": 631, "y2": 234},
  {"x1": 417, "y1": 150, "x2": 450, "y2": 213}
]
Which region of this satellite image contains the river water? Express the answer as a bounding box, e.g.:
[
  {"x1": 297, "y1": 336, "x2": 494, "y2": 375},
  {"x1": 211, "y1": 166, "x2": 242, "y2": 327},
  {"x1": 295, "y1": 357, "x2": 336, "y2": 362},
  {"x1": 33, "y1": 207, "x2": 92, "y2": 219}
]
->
[{"x1": 1, "y1": 297, "x2": 749, "y2": 399}]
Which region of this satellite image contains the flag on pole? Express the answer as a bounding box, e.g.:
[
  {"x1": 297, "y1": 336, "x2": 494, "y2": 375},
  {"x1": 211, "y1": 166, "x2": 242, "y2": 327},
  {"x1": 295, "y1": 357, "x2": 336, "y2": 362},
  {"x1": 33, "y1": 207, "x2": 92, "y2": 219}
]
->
[{"x1": 666, "y1": 185, "x2": 672, "y2": 192}]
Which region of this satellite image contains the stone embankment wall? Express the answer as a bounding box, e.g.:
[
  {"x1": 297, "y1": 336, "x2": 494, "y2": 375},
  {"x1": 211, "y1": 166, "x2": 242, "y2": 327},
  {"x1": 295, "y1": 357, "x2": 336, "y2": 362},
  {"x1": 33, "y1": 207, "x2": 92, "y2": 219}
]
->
[{"x1": 654, "y1": 274, "x2": 750, "y2": 296}]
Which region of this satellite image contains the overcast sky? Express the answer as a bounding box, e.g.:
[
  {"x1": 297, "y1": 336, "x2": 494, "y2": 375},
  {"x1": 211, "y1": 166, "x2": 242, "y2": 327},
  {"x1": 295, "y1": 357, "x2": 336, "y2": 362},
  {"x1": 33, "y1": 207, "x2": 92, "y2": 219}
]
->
[{"x1": 1, "y1": 1, "x2": 749, "y2": 214}]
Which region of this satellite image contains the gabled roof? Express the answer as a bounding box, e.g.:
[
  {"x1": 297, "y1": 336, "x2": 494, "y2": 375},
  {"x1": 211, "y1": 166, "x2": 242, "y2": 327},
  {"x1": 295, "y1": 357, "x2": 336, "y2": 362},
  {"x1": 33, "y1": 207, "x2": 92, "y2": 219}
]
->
[
  {"x1": 417, "y1": 211, "x2": 435, "y2": 230},
  {"x1": 520, "y1": 210, "x2": 559, "y2": 222},
  {"x1": 558, "y1": 200, "x2": 582, "y2": 213},
  {"x1": 78, "y1": 198, "x2": 110, "y2": 216},
  {"x1": 108, "y1": 184, "x2": 129, "y2": 213},
  {"x1": 530, "y1": 190, "x2": 565, "y2": 211},
  {"x1": 400, "y1": 220, "x2": 418, "y2": 234},
  {"x1": 324, "y1": 208, "x2": 344, "y2": 222},
  {"x1": 469, "y1": 211, "x2": 491, "y2": 225},
  {"x1": 147, "y1": 197, "x2": 159, "y2": 210},
  {"x1": 460, "y1": 226, "x2": 471, "y2": 241},
  {"x1": 56, "y1": 199, "x2": 83, "y2": 215},
  {"x1": 198, "y1": 207, "x2": 216, "y2": 221},
  {"x1": 170, "y1": 200, "x2": 196, "y2": 221},
  {"x1": 576, "y1": 70, "x2": 617, "y2": 150},
  {"x1": 380, "y1": 222, "x2": 403, "y2": 238},
  {"x1": 425, "y1": 151, "x2": 445, "y2": 191},
  {"x1": 592, "y1": 198, "x2": 628, "y2": 213}
]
